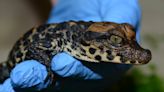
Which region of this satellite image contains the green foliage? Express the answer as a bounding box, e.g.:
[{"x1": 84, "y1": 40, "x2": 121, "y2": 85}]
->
[
  {"x1": 132, "y1": 65, "x2": 164, "y2": 92},
  {"x1": 107, "y1": 64, "x2": 164, "y2": 92}
]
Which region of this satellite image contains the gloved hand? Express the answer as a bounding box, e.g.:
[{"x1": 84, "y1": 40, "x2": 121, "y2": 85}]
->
[{"x1": 0, "y1": 0, "x2": 141, "y2": 92}]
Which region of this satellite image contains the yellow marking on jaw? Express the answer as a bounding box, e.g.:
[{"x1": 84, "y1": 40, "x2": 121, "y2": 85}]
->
[
  {"x1": 125, "y1": 60, "x2": 140, "y2": 64},
  {"x1": 112, "y1": 56, "x2": 121, "y2": 63},
  {"x1": 125, "y1": 61, "x2": 130, "y2": 64},
  {"x1": 63, "y1": 43, "x2": 99, "y2": 62},
  {"x1": 64, "y1": 43, "x2": 135, "y2": 64},
  {"x1": 80, "y1": 45, "x2": 113, "y2": 62},
  {"x1": 80, "y1": 45, "x2": 98, "y2": 59}
]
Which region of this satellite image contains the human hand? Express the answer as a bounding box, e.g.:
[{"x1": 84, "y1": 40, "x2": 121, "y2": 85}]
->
[
  {"x1": 47, "y1": 0, "x2": 141, "y2": 91},
  {"x1": 0, "y1": 53, "x2": 102, "y2": 92},
  {"x1": 0, "y1": 0, "x2": 141, "y2": 92}
]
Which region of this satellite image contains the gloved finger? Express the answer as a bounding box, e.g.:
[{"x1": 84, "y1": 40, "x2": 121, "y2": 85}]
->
[
  {"x1": 0, "y1": 78, "x2": 15, "y2": 92},
  {"x1": 47, "y1": 0, "x2": 102, "y2": 23},
  {"x1": 10, "y1": 60, "x2": 50, "y2": 91},
  {"x1": 51, "y1": 52, "x2": 102, "y2": 80},
  {"x1": 101, "y1": 0, "x2": 141, "y2": 27}
]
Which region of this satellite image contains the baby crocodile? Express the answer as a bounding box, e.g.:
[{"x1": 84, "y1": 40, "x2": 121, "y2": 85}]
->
[{"x1": 0, "y1": 21, "x2": 151, "y2": 84}]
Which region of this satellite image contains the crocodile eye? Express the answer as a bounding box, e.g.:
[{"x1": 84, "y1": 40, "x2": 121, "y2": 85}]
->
[{"x1": 110, "y1": 35, "x2": 122, "y2": 44}]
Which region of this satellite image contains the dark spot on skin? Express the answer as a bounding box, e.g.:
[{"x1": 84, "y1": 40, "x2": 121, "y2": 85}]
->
[
  {"x1": 138, "y1": 60, "x2": 143, "y2": 64},
  {"x1": 63, "y1": 39, "x2": 67, "y2": 45},
  {"x1": 67, "y1": 39, "x2": 70, "y2": 42},
  {"x1": 7, "y1": 61, "x2": 14, "y2": 69},
  {"x1": 116, "y1": 53, "x2": 126, "y2": 63},
  {"x1": 45, "y1": 50, "x2": 53, "y2": 55},
  {"x1": 56, "y1": 33, "x2": 64, "y2": 37},
  {"x1": 95, "y1": 55, "x2": 102, "y2": 61},
  {"x1": 13, "y1": 43, "x2": 20, "y2": 52},
  {"x1": 41, "y1": 32, "x2": 46, "y2": 37},
  {"x1": 89, "y1": 48, "x2": 96, "y2": 54},
  {"x1": 80, "y1": 48, "x2": 86, "y2": 53},
  {"x1": 42, "y1": 41, "x2": 52, "y2": 48},
  {"x1": 38, "y1": 39, "x2": 52, "y2": 48},
  {"x1": 98, "y1": 46, "x2": 104, "y2": 51},
  {"x1": 130, "y1": 61, "x2": 136, "y2": 64},
  {"x1": 48, "y1": 28, "x2": 54, "y2": 32},
  {"x1": 116, "y1": 53, "x2": 121, "y2": 56},
  {"x1": 107, "y1": 55, "x2": 114, "y2": 60},
  {"x1": 57, "y1": 40, "x2": 62, "y2": 47},
  {"x1": 15, "y1": 40, "x2": 22, "y2": 47},
  {"x1": 67, "y1": 48, "x2": 72, "y2": 52},
  {"x1": 88, "y1": 57, "x2": 92, "y2": 59},
  {"x1": 120, "y1": 57, "x2": 126, "y2": 63},
  {"x1": 106, "y1": 50, "x2": 112, "y2": 55},
  {"x1": 25, "y1": 51, "x2": 32, "y2": 59},
  {"x1": 72, "y1": 34, "x2": 77, "y2": 40},
  {"x1": 32, "y1": 34, "x2": 40, "y2": 41},
  {"x1": 54, "y1": 22, "x2": 68, "y2": 30},
  {"x1": 96, "y1": 39, "x2": 101, "y2": 42},
  {"x1": 81, "y1": 53, "x2": 87, "y2": 56},
  {"x1": 71, "y1": 25, "x2": 80, "y2": 32},
  {"x1": 81, "y1": 40, "x2": 90, "y2": 46},
  {"x1": 16, "y1": 50, "x2": 23, "y2": 58},
  {"x1": 66, "y1": 31, "x2": 70, "y2": 37},
  {"x1": 23, "y1": 30, "x2": 33, "y2": 41},
  {"x1": 8, "y1": 51, "x2": 16, "y2": 64},
  {"x1": 71, "y1": 45, "x2": 76, "y2": 50},
  {"x1": 52, "y1": 44, "x2": 56, "y2": 49},
  {"x1": 84, "y1": 31, "x2": 102, "y2": 41},
  {"x1": 76, "y1": 54, "x2": 80, "y2": 57},
  {"x1": 45, "y1": 33, "x2": 54, "y2": 40},
  {"x1": 37, "y1": 24, "x2": 50, "y2": 33}
]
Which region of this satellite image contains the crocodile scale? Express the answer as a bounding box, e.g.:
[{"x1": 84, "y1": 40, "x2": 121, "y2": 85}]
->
[{"x1": 0, "y1": 21, "x2": 151, "y2": 85}]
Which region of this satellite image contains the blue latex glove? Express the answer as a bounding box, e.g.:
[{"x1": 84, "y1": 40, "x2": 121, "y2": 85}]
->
[{"x1": 0, "y1": 0, "x2": 141, "y2": 91}]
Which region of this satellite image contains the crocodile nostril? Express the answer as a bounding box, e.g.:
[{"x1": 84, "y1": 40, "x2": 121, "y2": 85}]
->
[{"x1": 141, "y1": 49, "x2": 152, "y2": 64}]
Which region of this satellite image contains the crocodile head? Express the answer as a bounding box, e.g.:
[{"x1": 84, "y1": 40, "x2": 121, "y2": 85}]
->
[{"x1": 65, "y1": 22, "x2": 152, "y2": 64}]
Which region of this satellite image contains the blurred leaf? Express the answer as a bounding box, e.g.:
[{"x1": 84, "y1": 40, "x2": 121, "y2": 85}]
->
[{"x1": 106, "y1": 63, "x2": 164, "y2": 92}]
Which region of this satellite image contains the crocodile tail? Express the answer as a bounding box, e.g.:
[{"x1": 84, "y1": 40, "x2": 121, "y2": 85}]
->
[{"x1": 0, "y1": 61, "x2": 11, "y2": 83}]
